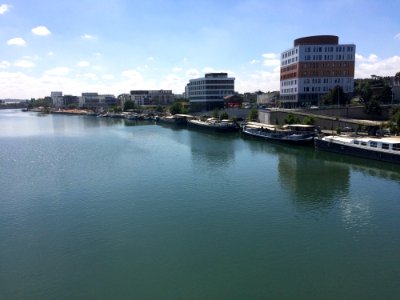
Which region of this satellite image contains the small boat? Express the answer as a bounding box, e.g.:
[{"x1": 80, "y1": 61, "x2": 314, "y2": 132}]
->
[
  {"x1": 242, "y1": 123, "x2": 315, "y2": 145},
  {"x1": 315, "y1": 134, "x2": 400, "y2": 164},
  {"x1": 187, "y1": 118, "x2": 239, "y2": 132}
]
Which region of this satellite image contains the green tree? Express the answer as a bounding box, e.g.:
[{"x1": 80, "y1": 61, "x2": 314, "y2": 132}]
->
[
  {"x1": 248, "y1": 108, "x2": 258, "y2": 121},
  {"x1": 220, "y1": 111, "x2": 229, "y2": 120},
  {"x1": 284, "y1": 113, "x2": 300, "y2": 124},
  {"x1": 390, "y1": 107, "x2": 400, "y2": 134},
  {"x1": 354, "y1": 80, "x2": 372, "y2": 103},
  {"x1": 302, "y1": 116, "x2": 315, "y2": 125},
  {"x1": 323, "y1": 86, "x2": 347, "y2": 106},
  {"x1": 123, "y1": 100, "x2": 135, "y2": 111},
  {"x1": 380, "y1": 85, "x2": 392, "y2": 104},
  {"x1": 364, "y1": 96, "x2": 382, "y2": 115},
  {"x1": 169, "y1": 102, "x2": 182, "y2": 115},
  {"x1": 212, "y1": 108, "x2": 220, "y2": 119}
]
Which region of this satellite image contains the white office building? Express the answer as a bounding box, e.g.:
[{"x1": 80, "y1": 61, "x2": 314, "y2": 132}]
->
[{"x1": 186, "y1": 73, "x2": 235, "y2": 111}]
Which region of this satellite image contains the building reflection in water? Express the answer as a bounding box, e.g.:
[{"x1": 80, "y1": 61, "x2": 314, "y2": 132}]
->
[
  {"x1": 277, "y1": 149, "x2": 350, "y2": 211},
  {"x1": 189, "y1": 131, "x2": 237, "y2": 173}
]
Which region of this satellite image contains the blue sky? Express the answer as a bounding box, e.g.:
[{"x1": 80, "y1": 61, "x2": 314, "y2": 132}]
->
[{"x1": 1, "y1": 0, "x2": 399, "y2": 99}]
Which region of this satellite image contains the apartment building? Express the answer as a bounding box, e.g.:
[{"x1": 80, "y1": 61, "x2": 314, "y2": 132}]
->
[{"x1": 280, "y1": 35, "x2": 355, "y2": 107}]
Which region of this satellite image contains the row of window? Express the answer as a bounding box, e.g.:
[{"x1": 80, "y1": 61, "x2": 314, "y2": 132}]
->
[
  {"x1": 189, "y1": 80, "x2": 234, "y2": 85},
  {"x1": 281, "y1": 88, "x2": 297, "y2": 94},
  {"x1": 282, "y1": 48, "x2": 299, "y2": 58},
  {"x1": 189, "y1": 85, "x2": 234, "y2": 91},
  {"x1": 304, "y1": 54, "x2": 354, "y2": 61},
  {"x1": 281, "y1": 80, "x2": 297, "y2": 86},
  {"x1": 282, "y1": 57, "x2": 298, "y2": 66},
  {"x1": 301, "y1": 62, "x2": 352, "y2": 68},
  {"x1": 304, "y1": 46, "x2": 354, "y2": 53},
  {"x1": 189, "y1": 90, "x2": 232, "y2": 96},
  {"x1": 302, "y1": 85, "x2": 352, "y2": 93},
  {"x1": 353, "y1": 140, "x2": 400, "y2": 151}
]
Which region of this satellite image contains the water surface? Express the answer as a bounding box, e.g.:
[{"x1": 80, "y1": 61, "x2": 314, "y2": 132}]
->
[{"x1": 1, "y1": 110, "x2": 399, "y2": 299}]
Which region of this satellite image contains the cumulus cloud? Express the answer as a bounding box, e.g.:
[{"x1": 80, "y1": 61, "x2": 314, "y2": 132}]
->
[
  {"x1": 14, "y1": 60, "x2": 35, "y2": 68},
  {"x1": 262, "y1": 53, "x2": 280, "y2": 67},
  {"x1": 102, "y1": 74, "x2": 114, "y2": 80},
  {"x1": 32, "y1": 26, "x2": 51, "y2": 36},
  {"x1": 172, "y1": 67, "x2": 182, "y2": 72},
  {"x1": 186, "y1": 68, "x2": 200, "y2": 77},
  {"x1": 7, "y1": 37, "x2": 26, "y2": 47},
  {"x1": 77, "y1": 61, "x2": 90, "y2": 67},
  {"x1": 202, "y1": 67, "x2": 215, "y2": 73},
  {"x1": 355, "y1": 55, "x2": 400, "y2": 78},
  {"x1": 250, "y1": 59, "x2": 260, "y2": 64},
  {"x1": 44, "y1": 67, "x2": 71, "y2": 76},
  {"x1": 0, "y1": 60, "x2": 11, "y2": 69},
  {"x1": 81, "y1": 34, "x2": 97, "y2": 40},
  {"x1": 0, "y1": 4, "x2": 10, "y2": 14},
  {"x1": 236, "y1": 70, "x2": 280, "y2": 93}
]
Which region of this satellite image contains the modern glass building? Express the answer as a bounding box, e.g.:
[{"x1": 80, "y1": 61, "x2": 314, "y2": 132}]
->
[
  {"x1": 280, "y1": 35, "x2": 355, "y2": 108},
  {"x1": 187, "y1": 73, "x2": 235, "y2": 111}
]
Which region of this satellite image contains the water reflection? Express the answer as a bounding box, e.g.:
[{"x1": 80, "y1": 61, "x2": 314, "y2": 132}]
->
[
  {"x1": 278, "y1": 149, "x2": 350, "y2": 210},
  {"x1": 189, "y1": 131, "x2": 238, "y2": 171}
]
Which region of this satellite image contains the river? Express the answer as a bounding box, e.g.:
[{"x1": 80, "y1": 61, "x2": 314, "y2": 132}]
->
[{"x1": 1, "y1": 109, "x2": 399, "y2": 299}]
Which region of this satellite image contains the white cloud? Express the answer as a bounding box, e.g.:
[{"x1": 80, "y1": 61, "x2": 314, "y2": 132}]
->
[
  {"x1": 14, "y1": 60, "x2": 35, "y2": 68},
  {"x1": 250, "y1": 59, "x2": 260, "y2": 64},
  {"x1": 186, "y1": 68, "x2": 200, "y2": 77},
  {"x1": 92, "y1": 65, "x2": 102, "y2": 71},
  {"x1": 0, "y1": 4, "x2": 10, "y2": 14},
  {"x1": 81, "y1": 34, "x2": 96, "y2": 40},
  {"x1": 355, "y1": 55, "x2": 400, "y2": 78},
  {"x1": 0, "y1": 60, "x2": 11, "y2": 69},
  {"x1": 236, "y1": 70, "x2": 280, "y2": 93},
  {"x1": 172, "y1": 67, "x2": 182, "y2": 72},
  {"x1": 394, "y1": 33, "x2": 400, "y2": 40},
  {"x1": 82, "y1": 73, "x2": 98, "y2": 81},
  {"x1": 160, "y1": 74, "x2": 186, "y2": 92},
  {"x1": 32, "y1": 26, "x2": 51, "y2": 36},
  {"x1": 93, "y1": 52, "x2": 102, "y2": 57},
  {"x1": 202, "y1": 67, "x2": 215, "y2": 73},
  {"x1": 147, "y1": 57, "x2": 155, "y2": 61},
  {"x1": 262, "y1": 53, "x2": 280, "y2": 67},
  {"x1": 48, "y1": 51, "x2": 54, "y2": 56},
  {"x1": 7, "y1": 37, "x2": 26, "y2": 47},
  {"x1": 44, "y1": 67, "x2": 71, "y2": 76},
  {"x1": 102, "y1": 74, "x2": 114, "y2": 80},
  {"x1": 121, "y1": 69, "x2": 143, "y2": 80},
  {"x1": 77, "y1": 61, "x2": 90, "y2": 67},
  {"x1": 355, "y1": 53, "x2": 364, "y2": 61}
]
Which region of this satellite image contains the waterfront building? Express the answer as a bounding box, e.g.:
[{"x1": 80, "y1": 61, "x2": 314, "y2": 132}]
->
[
  {"x1": 79, "y1": 93, "x2": 117, "y2": 111},
  {"x1": 130, "y1": 90, "x2": 174, "y2": 106},
  {"x1": 280, "y1": 35, "x2": 355, "y2": 108},
  {"x1": 186, "y1": 73, "x2": 235, "y2": 111},
  {"x1": 51, "y1": 91, "x2": 63, "y2": 108},
  {"x1": 63, "y1": 95, "x2": 79, "y2": 108}
]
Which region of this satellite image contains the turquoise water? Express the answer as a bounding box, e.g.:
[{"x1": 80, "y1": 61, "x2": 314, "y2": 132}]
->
[{"x1": 1, "y1": 109, "x2": 400, "y2": 299}]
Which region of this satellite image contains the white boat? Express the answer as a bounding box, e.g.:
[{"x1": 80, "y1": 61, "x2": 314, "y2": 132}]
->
[
  {"x1": 187, "y1": 118, "x2": 239, "y2": 132},
  {"x1": 315, "y1": 134, "x2": 400, "y2": 164}
]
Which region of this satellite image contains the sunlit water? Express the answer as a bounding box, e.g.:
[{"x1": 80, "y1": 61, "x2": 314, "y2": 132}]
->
[{"x1": 1, "y1": 109, "x2": 400, "y2": 299}]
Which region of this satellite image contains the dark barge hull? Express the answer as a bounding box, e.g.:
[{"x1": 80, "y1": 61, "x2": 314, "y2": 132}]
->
[
  {"x1": 241, "y1": 130, "x2": 314, "y2": 145},
  {"x1": 315, "y1": 138, "x2": 400, "y2": 164}
]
